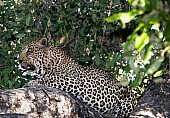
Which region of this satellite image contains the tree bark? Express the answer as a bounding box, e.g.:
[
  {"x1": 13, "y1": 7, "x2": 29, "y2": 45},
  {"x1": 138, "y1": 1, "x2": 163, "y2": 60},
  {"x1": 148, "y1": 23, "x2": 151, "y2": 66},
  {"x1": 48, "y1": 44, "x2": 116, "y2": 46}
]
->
[
  {"x1": 0, "y1": 87, "x2": 102, "y2": 118},
  {"x1": 0, "y1": 78, "x2": 169, "y2": 118},
  {"x1": 130, "y1": 78, "x2": 170, "y2": 118}
]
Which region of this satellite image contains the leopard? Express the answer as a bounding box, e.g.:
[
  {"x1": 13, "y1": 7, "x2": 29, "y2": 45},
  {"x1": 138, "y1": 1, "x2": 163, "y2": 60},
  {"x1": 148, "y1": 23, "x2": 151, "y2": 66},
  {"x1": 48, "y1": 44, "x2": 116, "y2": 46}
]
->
[{"x1": 18, "y1": 38, "x2": 135, "y2": 118}]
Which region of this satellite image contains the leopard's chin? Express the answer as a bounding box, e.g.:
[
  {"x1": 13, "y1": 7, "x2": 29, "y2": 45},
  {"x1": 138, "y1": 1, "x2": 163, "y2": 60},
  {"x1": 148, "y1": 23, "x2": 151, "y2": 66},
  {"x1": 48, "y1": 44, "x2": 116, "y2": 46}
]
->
[
  {"x1": 22, "y1": 69, "x2": 41, "y2": 79},
  {"x1": 27, "y1": 64, "x2": 36, "y2": 71},
  {"x1": 18, "y1": 64, "x2": 37, "y2": 76}
]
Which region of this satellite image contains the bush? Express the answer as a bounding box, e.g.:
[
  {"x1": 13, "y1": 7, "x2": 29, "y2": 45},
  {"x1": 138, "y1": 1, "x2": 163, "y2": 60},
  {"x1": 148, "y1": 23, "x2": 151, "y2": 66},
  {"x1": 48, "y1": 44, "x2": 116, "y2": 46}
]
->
[
  {"x1": 0, "y1": 0, "x2": 169, "y2": 92},
  {"x1": 106, "y1": 0, "x2": 170, "y2": 90}
]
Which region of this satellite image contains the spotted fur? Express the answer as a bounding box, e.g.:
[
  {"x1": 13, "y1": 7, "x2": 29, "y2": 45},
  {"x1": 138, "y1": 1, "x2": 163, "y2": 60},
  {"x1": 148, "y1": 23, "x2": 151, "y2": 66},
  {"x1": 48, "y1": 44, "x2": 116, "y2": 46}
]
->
[{"x1": 18, "y1": 38, "x2": 134, "y2": 118}]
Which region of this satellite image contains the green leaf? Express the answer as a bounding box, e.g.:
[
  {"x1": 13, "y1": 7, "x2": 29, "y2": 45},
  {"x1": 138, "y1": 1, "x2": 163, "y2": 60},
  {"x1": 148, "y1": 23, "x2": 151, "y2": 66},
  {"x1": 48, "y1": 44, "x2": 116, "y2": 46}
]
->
[
  {"x1": 8, "y1": 22, "x2": 18, "y2": 26},
  {"x1": 8, "y1": 80, "x2": 12, "y2": 89},
  {"x1": 80, "y1": 27, "x2": 85, "y2": 36},
  {"x1": 128, "y1": 0, "x2": 138, "y2": 6},
  {"x1": 113, "y1": 0, "x2": 120, "y2": 6},
  {"x1": 105, "y1": 9, "x2": 143, "y2": 26},
  {"x1": 105, "y1": 14, "x2": 121, "y2": 23},
  {"x1": 130, "y1": 73, "x2": 143, "y2": 88},
  {"x1": 92, "y1": 14, "x2": 97, "y2": 21},
  {"x1": 120, "y1": 12, "x2": 135, "y2": 24},
  {"x1": 123, "y1": 37, "x2": 136, "y2": 51},
  {"x1": 79, "y1": 56, "x2": 90, "y2": 63},
  {"x1": 42, "y1": 17, "x2": 48, "y2": 28},
  {"x1": 120, "y1": 76, "x2": 129, "y2": 86},
  {"x1": 122, "y1": 50, "x2": 134, "y2": 57},
  {"x1": 95, "y1": 54, "x2": 101, "y2": 66},
  {"x1": 124, "y1": 66, "x2": 131, "y2": 73},
  {"x1": 33, "y1": 29, "x2": 40, "y2": 33},
  {"x1": 2, "y1": 67, "x2": 14, "y2": 75},
  {"x1": 129, "y1": 58, "x2": 139, "y2": 74},
  {"x1": 134, "y1": 23, "x2": 145, "y2": 33},
  {"x1": 2, "y1": 67, "x2": 14, "y2": 80},
  {"x1": 146, "y1": 57, "x2": 164, "y2": 75},
  {"x1": 16, "y1": 33, "x2": 26, "y2": 38},
  {"x1": 145, "y1": 0, "x2": 158, "y2": 11},
  {"x1": 153, "y1": 70, "x2": 164, "y2": 77},
  {"x1": 164, "y1": 23, "x2": 170, "y2": 41},
  {"x1": 143, "y1": 43, "x2": 153, "y2": 64},
  {"x1": 135, "y1": 32, "x2": 149, "y2": 52},
  {"x1": 156, "y1": 1, "x2": 163, "y2": 10},
  {"x1": 106, "y1": 58, "x2": 117, "y2": 69},
  {"x1": 15, "y1": 17, "x2": 23, "y2": 22},
  {"x1": 26, "y1": 14, "x2": 31, "y2": 26},
  {"x1": 142, "y1": 10, "x2": 159, "y2": 23},
  {"x1": 94, "y1": 1, "x2": 99, "y2": 6},
  {"x1": 47, "y1": 20, "x2": 51, "y2": 27}
]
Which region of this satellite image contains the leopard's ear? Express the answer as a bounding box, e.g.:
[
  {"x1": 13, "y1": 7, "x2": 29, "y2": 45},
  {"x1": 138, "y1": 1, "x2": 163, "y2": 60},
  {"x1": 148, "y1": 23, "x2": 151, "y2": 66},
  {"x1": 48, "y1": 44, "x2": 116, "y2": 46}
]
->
[{"x1": 38, "y1": 38, "x2": 48, "y2": 47}]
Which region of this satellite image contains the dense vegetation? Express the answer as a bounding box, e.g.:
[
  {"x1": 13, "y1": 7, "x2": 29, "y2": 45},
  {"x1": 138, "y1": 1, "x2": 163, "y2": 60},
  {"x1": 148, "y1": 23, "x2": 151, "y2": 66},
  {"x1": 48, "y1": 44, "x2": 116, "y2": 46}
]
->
[{"x1": 0, "y1": 0, "x2": 169, "y2": 95}]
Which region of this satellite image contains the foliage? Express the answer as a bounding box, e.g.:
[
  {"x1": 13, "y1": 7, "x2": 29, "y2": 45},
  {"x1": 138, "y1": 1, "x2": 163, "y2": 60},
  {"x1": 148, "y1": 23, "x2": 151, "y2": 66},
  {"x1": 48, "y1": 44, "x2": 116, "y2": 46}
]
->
[
  {"x1": 106, "y1": 0, "x2": 170, "y2": 89},
  {"x1": 0, "y1": 0, "x2": 169, "y2": 92},
  {"x1": 0, "y1": 0, "x2": 131, "y2": 89}
]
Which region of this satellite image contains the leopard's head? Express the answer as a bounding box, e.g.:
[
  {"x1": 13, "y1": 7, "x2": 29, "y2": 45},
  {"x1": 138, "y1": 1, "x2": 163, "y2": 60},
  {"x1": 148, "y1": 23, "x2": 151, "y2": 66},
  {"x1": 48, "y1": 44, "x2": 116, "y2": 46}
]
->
[{"x1": 18, "y1": 38, "x2": 57, "y2": 78}]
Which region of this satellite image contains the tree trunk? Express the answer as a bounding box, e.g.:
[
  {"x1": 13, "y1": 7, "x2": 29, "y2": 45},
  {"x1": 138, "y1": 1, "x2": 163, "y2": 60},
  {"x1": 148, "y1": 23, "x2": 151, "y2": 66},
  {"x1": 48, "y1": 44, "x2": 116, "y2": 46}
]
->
[
  {"x1": 0, "y1": 87, "x2": 102, "y2": 118},
  {"x1": 0, "y1": 78, "x2": 169, "y2": 118},
  {"x1": 130, "y1": 78, "x2": 170, "y2": 118}
]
